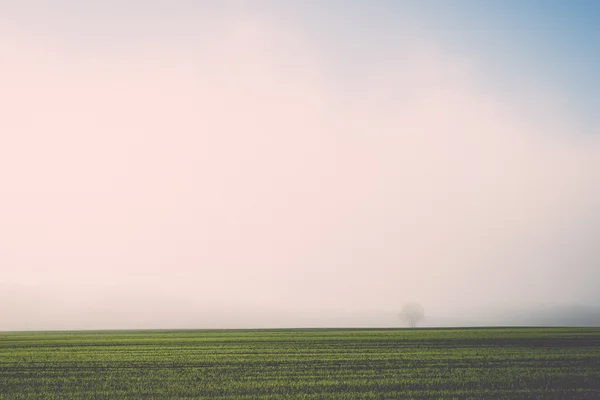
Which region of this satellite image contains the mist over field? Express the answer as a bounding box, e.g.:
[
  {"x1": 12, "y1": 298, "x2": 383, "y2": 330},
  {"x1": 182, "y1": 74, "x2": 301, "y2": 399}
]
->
[
  {"x1": 1, "y1": 1, "x2": 599, "y2": 331},
  {"x1": 3, "y1": 282, "x2": 600, "y2": 331}
]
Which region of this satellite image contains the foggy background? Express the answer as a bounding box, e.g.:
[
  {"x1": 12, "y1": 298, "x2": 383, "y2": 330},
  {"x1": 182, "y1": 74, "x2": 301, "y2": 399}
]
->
[{"x1": 1, "y1": 1, "x2": 599, "y2": 330}]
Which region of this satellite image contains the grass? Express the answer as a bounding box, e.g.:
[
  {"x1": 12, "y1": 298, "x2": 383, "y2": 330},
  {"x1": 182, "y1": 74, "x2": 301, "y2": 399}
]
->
[{"x1": 1, "y1": 327, "x2": 599, "y2": 399}]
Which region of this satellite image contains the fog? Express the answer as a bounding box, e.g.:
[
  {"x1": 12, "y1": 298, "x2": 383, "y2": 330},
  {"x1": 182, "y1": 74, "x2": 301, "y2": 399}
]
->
[{"x1": 1, "y1": 2, "x2": 599, "y2": 330}]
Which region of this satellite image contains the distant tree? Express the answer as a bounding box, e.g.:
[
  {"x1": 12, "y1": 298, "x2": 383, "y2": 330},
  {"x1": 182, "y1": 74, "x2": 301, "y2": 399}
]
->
[{"x1": 399, "y1": 302, "x2": 424, "y2": 328}]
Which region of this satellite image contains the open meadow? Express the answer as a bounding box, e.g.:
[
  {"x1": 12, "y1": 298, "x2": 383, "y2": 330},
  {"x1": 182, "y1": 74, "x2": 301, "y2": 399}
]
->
[{"x1": 1, "y1": 328, "x2": 599, "y2": 399}]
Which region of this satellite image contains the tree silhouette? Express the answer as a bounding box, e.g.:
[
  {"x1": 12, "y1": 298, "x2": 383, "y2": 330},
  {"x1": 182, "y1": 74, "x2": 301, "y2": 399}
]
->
[{"x1": 399, "y1": 302, "x2": 424, "y2": 327}]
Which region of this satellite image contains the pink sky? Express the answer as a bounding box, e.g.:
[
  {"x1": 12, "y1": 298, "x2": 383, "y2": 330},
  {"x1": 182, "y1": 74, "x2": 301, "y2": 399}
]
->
[{"x1": 1, "y1": 7, "x2": 599, "y2": 329}]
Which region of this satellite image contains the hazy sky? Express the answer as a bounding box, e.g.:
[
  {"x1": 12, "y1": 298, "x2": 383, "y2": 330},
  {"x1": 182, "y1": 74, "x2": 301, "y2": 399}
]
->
[{"x1": 1, "y1": 1, "x2": 599, "y2": 330}]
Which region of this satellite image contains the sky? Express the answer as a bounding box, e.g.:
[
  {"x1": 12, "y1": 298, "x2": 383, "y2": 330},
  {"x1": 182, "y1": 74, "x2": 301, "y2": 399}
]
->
[{"x1": 1, "y1": 1, "x2": 599, "y2": 330}]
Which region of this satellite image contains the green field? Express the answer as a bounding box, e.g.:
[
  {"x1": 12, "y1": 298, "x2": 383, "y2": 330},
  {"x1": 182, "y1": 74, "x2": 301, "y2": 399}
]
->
[{"x1": 1, "y1": 328, "x2": 599, "y2": 399}]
